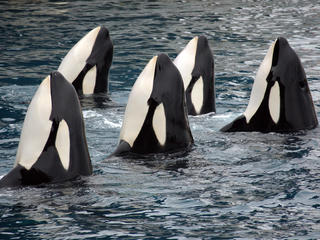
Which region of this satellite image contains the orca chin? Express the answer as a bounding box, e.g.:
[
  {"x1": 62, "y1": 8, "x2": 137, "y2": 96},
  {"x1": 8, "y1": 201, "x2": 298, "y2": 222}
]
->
[
  {"x1": 221, "y1": 37, "x2": 318, "y2": 133},
  {"x1": 113, "y1": 53, "x2": 193, "y2": 155},
  {"x1": 174, "y1": 35, "x2": 215, "y2": 115},
  {"x1": 0, "y1": 71, "x2": 92, "y2": 188},
  {"x1": 58, "y1": 26, "x2": 113, "y2": 95}
]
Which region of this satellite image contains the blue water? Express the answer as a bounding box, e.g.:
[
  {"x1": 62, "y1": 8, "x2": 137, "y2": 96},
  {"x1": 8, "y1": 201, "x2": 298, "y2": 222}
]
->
[{"x1": 1, "y1": 1, "x2": 320, "y2": 239}]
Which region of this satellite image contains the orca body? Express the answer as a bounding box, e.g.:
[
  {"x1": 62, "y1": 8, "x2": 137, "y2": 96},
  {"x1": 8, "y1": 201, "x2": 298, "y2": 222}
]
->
[
  {"x1": 113, "y1": 54, "x2": 193, "y2": 155},
  {"x1": 58, "y1": 26, "x2": 113, "y2": 95},
  {"x1": 0, "y1": 71, "x2": 92, "y2": 187},
  {"x1": 221, "y1": 37, "x2": 318, "y2": 133},
  {"x1": 174, "y1": 36, "x2": 215, "y2": 115}
]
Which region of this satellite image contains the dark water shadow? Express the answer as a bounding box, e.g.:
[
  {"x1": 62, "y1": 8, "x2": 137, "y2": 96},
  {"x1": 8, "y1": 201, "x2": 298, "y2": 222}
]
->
[
  {"x1": 78, "y1": 92, "x2": 124, "y2": 109},
  {"x1": 105, "y1": 147, "x2": 195, "y2": 172}
]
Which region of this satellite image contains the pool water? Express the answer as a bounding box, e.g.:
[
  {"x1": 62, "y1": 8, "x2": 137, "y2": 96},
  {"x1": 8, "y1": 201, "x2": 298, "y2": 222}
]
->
[{"x1": 0, "y1": 1, "x2": 320, "y2": 239}]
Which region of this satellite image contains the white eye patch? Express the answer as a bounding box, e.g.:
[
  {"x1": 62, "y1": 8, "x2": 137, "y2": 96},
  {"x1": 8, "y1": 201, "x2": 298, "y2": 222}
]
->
[
  {"x1": 268, "y1": 81, "x2": 280, "y2": 124},
  {"x1": 82, "y1": 65, "x2": 97, "y2": 94},
  {"x1": 55, "y1": 119, "x2": 70, "y2": 170},
  {"x1": 152, "y1": 103, "x2": 166, "y2": 146},
  {"x1": 191, "y1": 76, "x2": 204, "y2": 114}
]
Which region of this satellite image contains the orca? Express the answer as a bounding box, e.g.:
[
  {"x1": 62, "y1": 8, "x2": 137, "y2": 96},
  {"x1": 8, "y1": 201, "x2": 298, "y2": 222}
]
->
[
  {"x1": 58, "y1": 26, "x2": 113, "y2": 95},
  {"x1": 174, "y1": 36, "x2": 215, "y2": 115},
  {"x1": 221, "y1": 37, "x2": 318, "y2": 133},
  {"x1": 0, "y1": 71, "x2": 92, "y2": 187},
  {"x1": 113, "y1": 54, "x2": 194, "y2": 155}
]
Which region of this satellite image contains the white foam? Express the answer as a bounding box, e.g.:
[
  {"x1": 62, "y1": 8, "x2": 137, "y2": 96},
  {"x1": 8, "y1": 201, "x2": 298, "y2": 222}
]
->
[
  {"x1": 103, "y1": 118, "x2": 122, "y2": 128},
  {"x1": 83, "y1": 110, "x2": 102, "y2": 119}
]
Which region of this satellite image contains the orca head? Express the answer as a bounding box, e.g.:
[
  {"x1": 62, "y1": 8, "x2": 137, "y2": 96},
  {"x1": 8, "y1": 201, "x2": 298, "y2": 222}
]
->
[
  {"x1": 114, "y1": 54, "x2": 193, "y2": 155},
  {"x1": 58, "y1": 26, "x2": 113, "y2": 95},
  {"x1": 0, "y1": 71, "x2": 92, "y2": 187},
  {"x1": 174, "y1": 36, "x2": 215, "y2": 115},
  {"x1": 221, "y1": 37, "x2": 318, "y2": 132},
  {"x1": 44, "y1": 71, "x2": 92, "y2": 177}
]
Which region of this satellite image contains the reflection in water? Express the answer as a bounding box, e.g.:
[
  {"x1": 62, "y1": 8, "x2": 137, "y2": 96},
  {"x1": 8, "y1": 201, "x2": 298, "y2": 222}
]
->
[
  {"x1": 0, "y1": 0, "x2": 320, "y2": 239},
  {"x1": 79, "y1": 93, "x2": 113, "y2": 109},
  {"x1": 282, "y1": 134, "x2": 313, "y2": 159}
]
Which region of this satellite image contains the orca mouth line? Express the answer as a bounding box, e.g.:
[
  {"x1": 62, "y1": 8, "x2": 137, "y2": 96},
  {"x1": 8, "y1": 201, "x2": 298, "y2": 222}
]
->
[
  {"x1": 145, "y1": 98, "x2": 159, "y2": 125},
  {"x1": 186, "y1": 76, "x2": 200, "y2": 94},
  {"x1": 43, "y1": 119, "x2": 59, "y2": 152},
  {"x1": 266, "y1": 70, "x2": 280, "y2": 86},
  {"x1": 147, "y1": 97, "x2": 161, "y2": 108},
  {"x1": 72, "y1": 63, "x2": 95, "y2": 94}
]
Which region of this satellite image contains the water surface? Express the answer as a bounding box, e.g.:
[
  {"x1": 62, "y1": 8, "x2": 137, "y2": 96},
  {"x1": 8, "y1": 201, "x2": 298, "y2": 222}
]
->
[{"x1": 1, "y1": 1, "x2": 320, "y2": 239}]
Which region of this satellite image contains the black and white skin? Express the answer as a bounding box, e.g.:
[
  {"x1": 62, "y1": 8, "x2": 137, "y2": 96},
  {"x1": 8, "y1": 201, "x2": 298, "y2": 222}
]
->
[
  {"x1": 0, "y1": 71, "x2": 92, "y2": 187},
  {"x1": 114, "y1": 54, "x2": 194, "y2": 155},
  {"x1": 58, "y1": 26, "x2": 113, "y2": 95},
  {"x1": 174, "y1": 36, "x2": 215, "y2": 115},
  {"x1": 221, "y1": 37, "x2": 318, "y2": 133}
]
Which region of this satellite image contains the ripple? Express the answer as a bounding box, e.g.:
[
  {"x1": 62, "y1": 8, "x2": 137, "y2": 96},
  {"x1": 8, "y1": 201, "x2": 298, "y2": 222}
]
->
[{"x1": 1, "y1": 0, "x2": 320, "y2": 239}]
